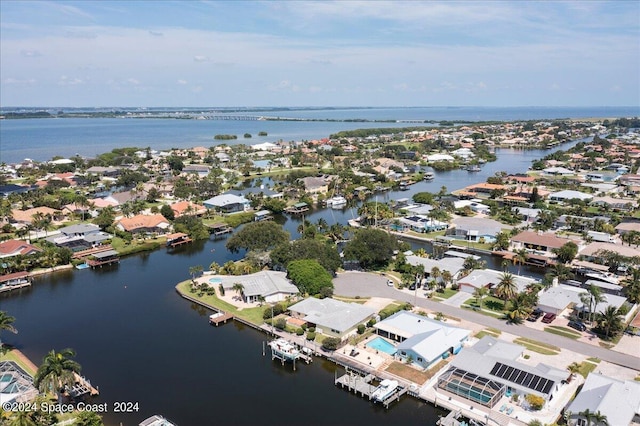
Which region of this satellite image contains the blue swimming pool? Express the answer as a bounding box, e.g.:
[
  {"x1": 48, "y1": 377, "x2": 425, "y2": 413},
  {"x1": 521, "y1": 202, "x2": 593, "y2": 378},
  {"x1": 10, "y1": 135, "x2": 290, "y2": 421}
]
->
[
  {"x1": 366, "y1": 337, "x2": 397, "y2": 355},
  {"x1": 209, "y1": 278, "x2": 222, "y2": 284}
]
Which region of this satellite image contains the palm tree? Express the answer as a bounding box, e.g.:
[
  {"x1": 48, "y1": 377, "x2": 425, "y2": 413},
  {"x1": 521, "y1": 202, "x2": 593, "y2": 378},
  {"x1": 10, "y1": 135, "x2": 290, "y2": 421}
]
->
[
  {"x1": 506, "y1": 293, "x2": 532, "y2": 324},
  {"x1": 513, "y1": 249, "x2": 528, "y2": 275},
  {"x1": 0, "y1": 311, "x2": 18, "y2": 350},
  {"x1": 430, "y1": 267, "x2": 442, "y2": 290},
  {"x1": 441, "y1": 270, "x2": 453, "y2": 290},
  {"x1": 473, "y1": 287, "x2": 489, "y2": 310},
  {"x1": 597, "y1": 305, "x2": 623, "y2": 339},
  {"x1": 495, "y1": 272, "x2": 517, "y2": 300},
  {"x1": 567, "y1": 361, "x2": 581, "y2": 383},
  {"x1": 591, "y1": 410, "x2": 609, "y2": 426},
  {"x1": 232, "y1": 283, "x2": 244, "y2": 299},
  {"x1": 583, "y1": 284, "x2": 606, "y2": 324},
  {"x1": 189, "y1": 265, "x2": 203, "y2": 282},
  {"x1": 33, "y1": 348, "x2": 82, "y2": 395},
  {"x1": 7, "y1": 410, "x2": 37, "y2": 426},
  {"x1": 578, "y1": 408, "x2": 609, "y2": 426}
]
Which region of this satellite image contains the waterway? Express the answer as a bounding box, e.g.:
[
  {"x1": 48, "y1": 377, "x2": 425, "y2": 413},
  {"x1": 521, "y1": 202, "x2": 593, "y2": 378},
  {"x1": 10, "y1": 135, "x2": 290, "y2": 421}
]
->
[{"x1": 0, "y1": 120, "x2": 587, "y2": 425}]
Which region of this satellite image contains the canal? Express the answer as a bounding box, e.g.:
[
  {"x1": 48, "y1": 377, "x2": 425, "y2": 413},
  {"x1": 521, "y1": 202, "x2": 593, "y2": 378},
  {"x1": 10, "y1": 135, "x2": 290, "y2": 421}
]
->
[{"x1": 0, "y1": 138, "x2": 584, "y2": 425}]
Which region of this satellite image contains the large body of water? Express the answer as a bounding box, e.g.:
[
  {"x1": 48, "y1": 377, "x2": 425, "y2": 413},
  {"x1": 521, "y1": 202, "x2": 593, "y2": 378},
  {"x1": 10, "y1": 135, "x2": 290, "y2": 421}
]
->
[
  {"x1": 0, "y1": 107, "x2": 616, "y2": 425},
  {"x1": 1, "y1": 106, "x2": 637, "y2": 164}
]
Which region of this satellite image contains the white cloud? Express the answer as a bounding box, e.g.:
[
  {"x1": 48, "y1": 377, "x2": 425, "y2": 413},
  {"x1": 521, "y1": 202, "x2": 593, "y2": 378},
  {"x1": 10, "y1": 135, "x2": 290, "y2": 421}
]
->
[
  {"x1": 58, "y1": 76, "x2": 83, "y2": 86},
  {"x1": 177, "y1": 79, "x2": 188, "y2": 85},
  {"x1": 193, "y1": 55, "x2": 209, "y2": 62},
  {"x1": 20, "y1": 49, "x2": 42, "y2": 57}
]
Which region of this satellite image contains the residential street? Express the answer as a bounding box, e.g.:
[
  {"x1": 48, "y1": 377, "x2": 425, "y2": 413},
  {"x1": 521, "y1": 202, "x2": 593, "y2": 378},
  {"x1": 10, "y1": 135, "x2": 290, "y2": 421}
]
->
[{"x1": 334, "y1": 272, "x2": 640, "y2": 370}]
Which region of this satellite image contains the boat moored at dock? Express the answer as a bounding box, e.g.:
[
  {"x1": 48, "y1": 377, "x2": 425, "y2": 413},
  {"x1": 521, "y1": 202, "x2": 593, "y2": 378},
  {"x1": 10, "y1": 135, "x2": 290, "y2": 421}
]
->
[{"x1": 372, "y1": 379, "x2": 399, "y2": 403}]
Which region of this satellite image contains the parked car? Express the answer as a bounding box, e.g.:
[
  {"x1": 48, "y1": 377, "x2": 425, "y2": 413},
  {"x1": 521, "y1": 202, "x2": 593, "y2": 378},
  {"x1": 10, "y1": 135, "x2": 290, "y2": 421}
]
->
[
  {"x1": 567, "y1": 320, "x2": 587, "y2": 332},
  {"x1": 527, "y1": 309, "x2": 544, "y2": 322},
  {"x1": 387, "y1": 279, "x2": 394, "y2": 287},
  {"x1": 541, "y1": 313, "x2": 557, "y2": 323}
]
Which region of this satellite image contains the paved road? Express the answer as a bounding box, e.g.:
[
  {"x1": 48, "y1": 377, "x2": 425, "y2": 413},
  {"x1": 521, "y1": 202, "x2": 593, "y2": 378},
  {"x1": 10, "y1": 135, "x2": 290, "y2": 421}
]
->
[{"x1": 334, "y1": 272, "x2": 640, "y2": 370}]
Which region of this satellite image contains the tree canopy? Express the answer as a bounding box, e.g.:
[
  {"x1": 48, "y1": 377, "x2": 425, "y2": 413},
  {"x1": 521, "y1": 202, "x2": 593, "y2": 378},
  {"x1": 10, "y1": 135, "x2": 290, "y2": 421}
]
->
[
  {"x1": 343, "y1": 228, "x2": 398, "y2": 269},
  {"x1": 226, "y1": 221, "x2": 290, "y2": 253},
  {"x1": 270, "y1": 239, "x2": 341, "y2": 273},
  {"x1": 286, "y1": 259, "x2": 333, "y2": 296},
  {"x1": 553, "y1": 241, "x2": 579, "y2": 264}
]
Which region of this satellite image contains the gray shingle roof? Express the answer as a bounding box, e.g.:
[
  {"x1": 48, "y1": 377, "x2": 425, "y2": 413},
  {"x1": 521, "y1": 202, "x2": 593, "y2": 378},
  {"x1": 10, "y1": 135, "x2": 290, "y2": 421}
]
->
[{"x1": 288, "y1": 298, "x2": 375, "y2": 333}]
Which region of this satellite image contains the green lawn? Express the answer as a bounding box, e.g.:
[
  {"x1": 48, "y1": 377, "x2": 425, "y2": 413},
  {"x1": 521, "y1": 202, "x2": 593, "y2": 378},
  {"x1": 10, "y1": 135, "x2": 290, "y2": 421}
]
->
[
  {"x1": 545, "y1": 326, "x2": 582, "y2": 340},
  {"x1": 513, "y1": 337, "x2": 560, "y2": 355},
  {"x1": 0, "y1": 349, "x2": 37, "y2": 376},
  {"x1": 474, "y1": 328, "x2": 501, "y2": 339},
  {"x1": 464, "y1": 296, "x2": 505, "y2": 313},
  {"x1": 586, "y1": 357, "x2": 601, "y2": 364},
  {"x1": 461, "y1": 305, "x2": 505, "y2": 318},
  {"x1": 110, "y1": 236, "x2": 164, "y2": 256},
  {"x1": 433, "y1": 288, "x2": 458, "y2": 300},
  {"x1": 176, "y1": 281, "x2": 267, "y2": 325},
  {"x1": 576, "y1": 361, "x2": 597, "y2": 378}
]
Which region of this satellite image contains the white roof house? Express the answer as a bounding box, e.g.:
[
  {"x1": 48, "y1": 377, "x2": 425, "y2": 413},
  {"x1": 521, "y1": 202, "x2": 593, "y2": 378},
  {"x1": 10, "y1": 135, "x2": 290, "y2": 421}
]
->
[
  {"x1": 288, "y1": 298, "x2": 375, "y2": 340},
  {"x1": 567, "y1": 373, "x2": 640, "y2": 426},
  {"x1": 405, "y1": 255, "x2": 466, "y2": 280},
  {"x1": 457, "y1": 268, "x2": 537, "y2": 294},
  {"x1": 217, "y1": 271, "x2": 298, "y2": 304},
  {"x1": 203, "y1": 193, "x2": 250, "y2": 213},
  {"x1": 426, "y1": 153, "x2": 455, "y2": 162},
  {"x1": 537, "y1": 284, "x2": 628, "y2": 316},
  {"x1": 548, "y1": 190, "x2": 593, "y2": 202},
  {"x1": 437, "y1": 336, "x2": 568, "y2": 407},
  {"x1": 374, "y1": 311, "x2": 471, "y2": 369}
]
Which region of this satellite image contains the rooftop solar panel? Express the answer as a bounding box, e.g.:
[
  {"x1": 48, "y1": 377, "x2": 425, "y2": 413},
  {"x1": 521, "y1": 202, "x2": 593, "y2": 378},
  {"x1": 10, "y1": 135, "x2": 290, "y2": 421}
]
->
[{"x1": 490, "y1": 362, "x2": 556, "y2": 395}]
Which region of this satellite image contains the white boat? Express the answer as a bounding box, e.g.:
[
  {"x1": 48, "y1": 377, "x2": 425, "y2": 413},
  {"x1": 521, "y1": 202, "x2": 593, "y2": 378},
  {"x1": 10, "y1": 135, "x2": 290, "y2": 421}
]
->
[
  {"x1": 329, "y1": 196, "x2": 347, "y2": 208},
  {"x1": 371, "y1": 379, "x2": 399, "y2": 402},
  {"x1": 209, "y1": 312, "x2": 224, "y2": 323},
  {"x1": 139, "y1": 415, "x2": 177, "y2": 426},
  {"x1": 423, "y1": 172, "x2": 435, "y2": 180},
  {"x1": 585, "y1": 272, "x2": 620, "y2": 285},
  {"x1": 268, "y1": 338, "x2": 300, "y2": 361}
]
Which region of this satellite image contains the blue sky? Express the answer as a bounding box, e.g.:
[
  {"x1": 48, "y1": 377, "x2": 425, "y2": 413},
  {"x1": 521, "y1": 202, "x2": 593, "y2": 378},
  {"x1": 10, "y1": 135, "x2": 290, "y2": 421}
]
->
[{"x1": 1, "y1": 1, "x2": 638, "y2": 107}]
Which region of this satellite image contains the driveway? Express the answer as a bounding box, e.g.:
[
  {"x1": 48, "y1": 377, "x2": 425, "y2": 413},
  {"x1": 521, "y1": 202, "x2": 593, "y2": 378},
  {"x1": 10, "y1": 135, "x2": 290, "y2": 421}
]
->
[{"x1": 333, "y1": 272, "x2": 640, "y2": 370}]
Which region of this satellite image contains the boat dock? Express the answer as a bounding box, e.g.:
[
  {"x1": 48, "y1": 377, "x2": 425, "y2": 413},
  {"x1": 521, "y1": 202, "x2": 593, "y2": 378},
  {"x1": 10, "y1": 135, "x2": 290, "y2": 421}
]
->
[
  {"x1": 86, "y1": 250, "x2": 120, "y2": 268},
  {"x1": 335, "y1": 369, "x2": 407, "y2": 409},
  {"x1": 209, "y1": 311, "x2": 234, "y2": 326},
  {"x1": 68, "y1": 372, "x2": 99, "y2": 398},
  {"x1": 71, "y1": 244, "x2": 114, "y2": 260},
  {"x1": 208, "y1": 223, "x2": 233, "y2": 236},
  {"x1": 166, "y1": 232, "x2": 193, "y2": 248},
  {"x1": 0, "y1": 271, "x2": 32, "y2": 293},
  {"x1": 267, "y1": 338, "x2": 313, "y2": 370},
  {"x1": 285, "y1": 202, "x2": 309, "y2": 215}
]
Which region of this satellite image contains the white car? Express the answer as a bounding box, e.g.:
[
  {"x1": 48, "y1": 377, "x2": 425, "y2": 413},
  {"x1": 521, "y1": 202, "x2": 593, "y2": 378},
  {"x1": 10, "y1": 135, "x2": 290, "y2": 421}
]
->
[{"x1": 387, "y1": 279, "x2": 394, "y2": 287}]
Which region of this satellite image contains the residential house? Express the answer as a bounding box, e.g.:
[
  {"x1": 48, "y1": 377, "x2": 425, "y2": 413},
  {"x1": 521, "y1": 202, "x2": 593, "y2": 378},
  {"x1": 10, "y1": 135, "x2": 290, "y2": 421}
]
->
[
  {"x1": 590, "y1": 196, "x2": 637, "y2": 211},
  {"x1": 405, "y1": 255, "x2": 466, "y2": 282},
  {"x1": 47, "y1": 223, "x2": 112, "y2": 251},
  {"x1": 373, "y1": 311, "x2": 471, "y2": 369},
  {"x1": 615, "y1": 219, "x2": 640, "y2": 236},
  {"x1": 181, "y1": 164, "x2": 210, "y2": 177},
  {"x1": 566, "y1": 373, "x2": 640, "y2": 426},
  {"x1": 203, "y1": 193, "x2": 250, "y2": 213},
  {"x1": 437, "y1": 336, "x2": 568, "y2": 408},
  {"x1": 217, "y1": 271, "x2": 298, "y2": 304},
  {"x1": 579, "y1": 242, "x2": 640, "y2": 263},
  {"x1": 511, "y1": 231, "x2": 572, "y2": 256},
  {"x1": 548, "y1": 190, "x2": 593, "y2": 203},
  {"x1": 448, "y1": 217, "x2": 507, "y2": 242},
  {"x1": 299, "y1": 176, "x2": 329, "y2": 194},
  {"x1": 287, "y1": 298, "x2": 375, "y2": 340},
  {"x1": 116, "y1": 214, "x2": 171, "y2": 236},
  {"x1": 537, "y1": 284, "x2": 629, "y2": 317},
  {"x1": 457, "y1": 268, "x2": 536, "y2": 294},
  {"x1": 10, "y1": 207, "x2": 63, "y2": 225},
  {"x1": 170, "y1": 201, "x2": 207, "y2": 217},
  {"x1": 0, "y1": 240, "x2": 42, "y2": 258},
  {"x1": 85, "y1": 166, "x2": 121, "y2": 178}
]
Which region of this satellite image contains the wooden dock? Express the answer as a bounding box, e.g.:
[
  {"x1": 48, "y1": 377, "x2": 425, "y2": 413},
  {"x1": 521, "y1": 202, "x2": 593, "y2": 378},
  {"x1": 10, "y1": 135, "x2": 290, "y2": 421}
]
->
[
  {"x1": 335, "y1": 369, "x2": 406, "y2": 409},
  {"x1": 209, "y1": 311, "x2": 234, "y2": 326},
  {"x1": 208, "y1": 223, "x2": 233, "y2": 236},
  {"x1": 166, "y1": 232, "x2": 193, "y2": 248},
  {"x1": 72, "y1": 245, "x2": 114, "y2": 259},
  {"x1": 68, "y1": 372, "x2": 99, "y2": 398}
]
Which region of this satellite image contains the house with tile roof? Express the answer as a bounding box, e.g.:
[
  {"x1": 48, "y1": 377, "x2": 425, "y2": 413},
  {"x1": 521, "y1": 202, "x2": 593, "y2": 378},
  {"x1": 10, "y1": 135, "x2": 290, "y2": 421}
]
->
[
  {"x1": 0, "y1": 239, "x2": 42, "y2": 258},
  {"x1": 116, "y1": 214, "x2": 171, "y2": 236}
]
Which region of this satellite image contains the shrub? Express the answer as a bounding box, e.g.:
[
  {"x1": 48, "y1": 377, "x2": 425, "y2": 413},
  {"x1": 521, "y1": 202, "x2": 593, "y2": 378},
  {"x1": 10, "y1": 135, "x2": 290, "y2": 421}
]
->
[
  {"x1": 306, "y1": 331, "x2": 316, "y2": 341},
  {"x1": 308, "y1": 327, "x2": 316, "y2": 333},
  {"x1": 218, "y1": 284, "x2": 225, "y2": 296},
  {"x1": 296, "y1": 328, "x2": 304, "y2": 336},
  {"x1": 366, "y1": 318, "x2": 376, "y2": 327},
  {"x1": 525, "y1": 394, "x2": 544, "y2": 411},
  {"x1": 322, "y1": 337, "x2": 341, "y2": 351},
  {"x1": 357, "y1": 324, "x2": 366, "y2": 334},
  {"x1": 262, "y1": 303, "x2": 285, "y2": 319},
  {"x1": 274, "y1": 318, "x2": 286, "y2": 330}
]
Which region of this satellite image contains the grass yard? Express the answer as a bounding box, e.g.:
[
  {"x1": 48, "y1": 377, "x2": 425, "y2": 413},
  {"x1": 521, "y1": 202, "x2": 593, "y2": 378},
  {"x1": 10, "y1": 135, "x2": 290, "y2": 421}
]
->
[
  {"x1": 576, "y1": 361, "x2": 597, "y2": 378},
  {"x1": 176, "y1": 280, "x2": 266, "y2": 325},
  {"x1": 432, "y1": 288, "x2": 458, "y2": 300},
  {"x1": 385, "y1": 360, "x2": 447, "y2": 385},
  {"x1": 545, "y1": 326, "x2": 582, "y2": 339},
  {"x1": 0, "y1": 349, "x2": 38, "y2": 376},
  {"x1": 513, "y1": 337, "x2": 560, "y2": 355}
]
